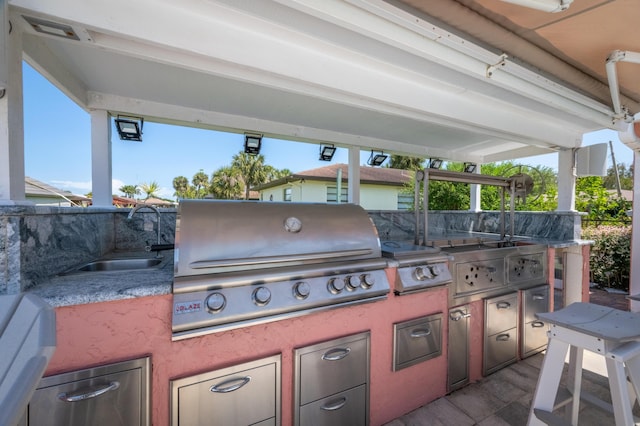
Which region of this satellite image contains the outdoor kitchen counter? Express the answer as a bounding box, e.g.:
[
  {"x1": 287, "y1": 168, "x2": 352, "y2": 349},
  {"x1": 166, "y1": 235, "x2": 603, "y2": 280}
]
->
[{"x1": 28, "y1": 251, "x2": 174, "y2": 307}]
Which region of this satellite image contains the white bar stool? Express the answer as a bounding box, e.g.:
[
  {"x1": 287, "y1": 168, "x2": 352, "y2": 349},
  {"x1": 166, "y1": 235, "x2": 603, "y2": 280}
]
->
[{"x1": 527, "y1": 302, "x2": 640, "y2": 426}]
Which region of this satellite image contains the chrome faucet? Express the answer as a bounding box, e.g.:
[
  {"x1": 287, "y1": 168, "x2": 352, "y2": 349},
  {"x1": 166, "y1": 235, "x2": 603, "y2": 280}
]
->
[{"x1": 127, "y1": 204, "x2": 162, "y2": 256}]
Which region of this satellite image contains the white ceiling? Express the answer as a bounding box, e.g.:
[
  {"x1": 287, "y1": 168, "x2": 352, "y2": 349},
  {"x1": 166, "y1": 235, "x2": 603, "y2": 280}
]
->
[{"x1": 8, "y1": 0, "x2": 634, "y2": 163}]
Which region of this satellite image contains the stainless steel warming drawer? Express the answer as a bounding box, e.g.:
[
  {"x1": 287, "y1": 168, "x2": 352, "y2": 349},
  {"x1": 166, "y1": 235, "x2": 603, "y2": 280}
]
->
[
  {"x1": 521, "y1": 284, "x2": 550, "y2": 358},
  {"x1": 393, "y1": 313, "x2": 442, "y2": 371}
]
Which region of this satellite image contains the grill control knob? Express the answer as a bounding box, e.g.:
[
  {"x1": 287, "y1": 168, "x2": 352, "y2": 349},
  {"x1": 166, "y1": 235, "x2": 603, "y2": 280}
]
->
[
  {"x1": 345, "y1": 275, "x2": 360, "y2": 291},
  {"x1": 414, "y1": 266, "x2": 434, "y2": 281},
  {"x1": 360, "y1": 273, "x2": 375, "y2": 288},
  {"x1": 327, "y1": 278, "x2": 345, "y2": 294},
  {"x1": 253, "y1": 286, "x2": 271, "y2": 306},
  {"x1": 206, "y1": 292, "x2": 226, "y2": 312},
  {"x1": 429, "y1": 265, "x2": 440, "y2": 277},
  {"x1": 294, "y1": 281, "x2": 311, "y2": 299}
]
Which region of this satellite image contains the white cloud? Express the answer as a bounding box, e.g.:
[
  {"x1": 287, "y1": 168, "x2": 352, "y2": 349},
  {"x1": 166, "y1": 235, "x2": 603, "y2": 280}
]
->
[{"x1": 50, "y1": 178, "x2": 125, "y2": 195}]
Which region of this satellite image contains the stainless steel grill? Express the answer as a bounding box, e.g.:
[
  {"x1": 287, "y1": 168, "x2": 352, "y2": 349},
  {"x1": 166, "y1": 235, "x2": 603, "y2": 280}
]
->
[{"x1": 172, "y1": 200, "x2": 390, "y2": 340}]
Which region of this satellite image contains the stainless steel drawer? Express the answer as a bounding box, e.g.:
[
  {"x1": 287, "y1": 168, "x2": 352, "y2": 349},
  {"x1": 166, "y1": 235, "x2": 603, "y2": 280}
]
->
[
  {"x1": 26, "y1": 357, "x2": 150, "y2": 426},
  {"x1": 299, "y1": 384, "x2": 366, "y2": 426},
  {"x1": 523, "y1": 285, "x2": 549, "y2": 323},
  {"x1": 393, "y1": 313, "x2": 442, "y2": 371},
  {"x1": 298, "y1": 334, "x2": 368, "y2": 405},
  {"x1": 522, "y1": 319, "x2": 549, "y2": 358},
  {"x1": 485, "y1": 293, "x2": 518, "y2": 336},
  {"x1": 170, "y1": 354, "x2": 281, "y2": 426},
  {"x1": 484, "y1": 327, "x2": 518, "y2": 375}
]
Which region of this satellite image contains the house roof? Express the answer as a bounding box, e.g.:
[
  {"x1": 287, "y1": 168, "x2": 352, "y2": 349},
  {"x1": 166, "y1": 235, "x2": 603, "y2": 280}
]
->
[
  {"x1": 254, "y1": 164, "x2": 413, "y2": 190},
  {"x1": 25, "y1": 177, "x2": 89, "y2": 202}
]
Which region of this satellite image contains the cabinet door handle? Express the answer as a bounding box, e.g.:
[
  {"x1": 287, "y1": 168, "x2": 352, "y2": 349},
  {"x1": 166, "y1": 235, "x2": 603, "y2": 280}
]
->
[
  {"x1": 410, "y1": 328, "x2": 432, "y2": 338},
  {"x1": 449, "y1": 310, "x2": 471, "y2": 321},
  {"x1": 320, "y1": 397, "x2": 347, "y2": 411},
  {"x1": 496, "y1": 333, "x2": 511, "y2": 341},
  {"x1": 209, "y1": 376, "x2": 251, "y2": 393},
  {"x1": 531, "y1": 321, "x2": 546, "y2": 328},
  {"x1": 58, "y1": 381, "x2": 120, "y2": 402},
  {"x1": 321, "y1": 347, "x2": 351, "y2": 361},
  {"x1": 532, "y1": 294, "x2": 545, "y2": 301},
  {"x1": 496, "y1": 301, "x2": 511, "y2": 309}
]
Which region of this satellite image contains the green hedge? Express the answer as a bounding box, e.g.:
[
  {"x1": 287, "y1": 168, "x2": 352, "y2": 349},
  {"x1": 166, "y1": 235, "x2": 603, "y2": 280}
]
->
[{"x1": 581, "y1": 226, "x2": 631, "y2": 291}]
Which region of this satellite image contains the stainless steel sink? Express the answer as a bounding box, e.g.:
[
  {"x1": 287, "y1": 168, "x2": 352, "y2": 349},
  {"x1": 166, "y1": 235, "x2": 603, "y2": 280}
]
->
[{"x1": 77, "y1": 258, "x2": 162, "y2": 272}]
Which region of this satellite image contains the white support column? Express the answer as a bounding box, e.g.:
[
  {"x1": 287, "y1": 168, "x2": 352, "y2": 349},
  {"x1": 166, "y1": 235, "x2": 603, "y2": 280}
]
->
[
  {"x1": 564, "y1": 245, "x2": 586, "y2": 305},
  {"x1": 348, "y1": 146, "x2": 360, "y2": 205},
  {"x1": 630, "y1": 151, "x2": 640, "y2": 312},
  {"x1": 469, "y1": 164, "x2": 481, "y2": 212},
  {"x1": 90, "y1": 110, "x2": 113, "y2": 207},
  {"x1": 556, "y1": 149, "x2": 576, "y2": 211},
  {"x1": 0, "y1": 9, "x2": 26, "y2": 204}
]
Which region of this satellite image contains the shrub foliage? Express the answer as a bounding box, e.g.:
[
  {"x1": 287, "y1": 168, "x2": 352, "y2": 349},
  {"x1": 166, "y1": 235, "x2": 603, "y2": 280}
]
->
[{"x1": 581, "y1": 226, "x2": 631, "y2": 291}]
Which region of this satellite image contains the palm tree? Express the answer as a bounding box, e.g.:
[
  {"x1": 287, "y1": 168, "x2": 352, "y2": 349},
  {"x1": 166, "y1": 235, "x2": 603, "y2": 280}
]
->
[
  {"x1": 231, "y1": 152, "x2": 268, "y2": 199},
  {"x1": 211, "y1": 166, "x2": 243, "y2": 199},
  {"x1": 119, "y1": 184, "x2": 140, "y2": 199},
  {"x1": 192, "y1": 169, "x2": 210, "y2": 198},
  {"x1": 140, "y1": 181, "x2": 160, "y2": 200},
  {"x1": 389, "y1": 155, "x2": 425, "y2": 171},
  {"x1": 172, "y1": 176, "x2": 189, "y2": 200}
]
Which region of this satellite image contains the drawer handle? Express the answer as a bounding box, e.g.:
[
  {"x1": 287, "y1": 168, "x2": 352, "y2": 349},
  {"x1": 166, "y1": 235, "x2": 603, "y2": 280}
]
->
[
  {"x1": 449, "y1": 310, "x2": 471, "y2": 321},
  {"x1": 532, "y1": 295, "x2": 545, "y2": 301},
  {"x1": 410, "y1": 328, "x2": 432, "y2": 338},
  {"x1": 320, "y1": 397, "x2": 347, "y2": 411},
  {"x1": 496, "y1": 301, "x2": 511, "y2": 309},
  {"x1": 531, "y1": 321, "x2": 546, "y2": 328},
  {"x1": 209, "y1": 376, "x2": 251, "y2": 393},
  {"x1": 321, "y1": 347, "x2": 351, "y2": 361},
  {"x1": 58, "y1": 381, "x2": 120, "y2": 402},
  {"x1": 496, "y1": 333, "x2": 511, "y2": 341}
]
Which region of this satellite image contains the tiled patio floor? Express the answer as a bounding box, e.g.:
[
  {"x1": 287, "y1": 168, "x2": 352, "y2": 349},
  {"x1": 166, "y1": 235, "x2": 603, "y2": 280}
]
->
[{"x1": 385, "y1": 289, "x2": 635, "y2": 425}]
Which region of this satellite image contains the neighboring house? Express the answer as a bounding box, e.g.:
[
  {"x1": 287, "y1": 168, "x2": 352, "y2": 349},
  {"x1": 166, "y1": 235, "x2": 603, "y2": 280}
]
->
[
  {"x1": 254, "y1": 164, "x2": 414, "y2": 210},
  {"x1": 25, "y1": 177, "x2": 90, "y2": 207},
  {"x1": 112, "y1": 196, "x2": 177, "y2": 208}
]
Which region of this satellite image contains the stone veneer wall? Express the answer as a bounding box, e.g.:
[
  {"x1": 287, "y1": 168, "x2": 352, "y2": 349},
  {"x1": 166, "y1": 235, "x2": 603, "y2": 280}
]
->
[
  {"x1": 0, "y1": 206, "x2": 581, "y2": 294},
  {"x1": 368, "y1": 210, "x2": 583, "y2": 242},
  {"x1": 0, "y1": 206, "x2": 176, "y2": 294}
]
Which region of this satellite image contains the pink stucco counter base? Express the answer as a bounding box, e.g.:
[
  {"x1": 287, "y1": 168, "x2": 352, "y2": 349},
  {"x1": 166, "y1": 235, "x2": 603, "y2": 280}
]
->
[{"x1": 45, "y1": 271, "x2": 452, "y2": 425}]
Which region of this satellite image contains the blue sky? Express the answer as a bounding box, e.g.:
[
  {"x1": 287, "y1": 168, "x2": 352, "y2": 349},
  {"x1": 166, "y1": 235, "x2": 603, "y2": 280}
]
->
[{"x1": 23, "y1": 63, "x2": 634, "y2": 199}]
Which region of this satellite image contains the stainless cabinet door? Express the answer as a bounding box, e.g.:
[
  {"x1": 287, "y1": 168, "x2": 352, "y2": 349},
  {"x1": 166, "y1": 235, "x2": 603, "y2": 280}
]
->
[
  {"x1": 484, "y1": 327, "x2": 518, "y2": 375},
  {"x1": 448, "y1": 306, "x2": 470, "y2": 392},
  {"x1": 28, "y1": 369, "x2": 141, "y2": 426},
  {"x1": 485, "y1": 293, "x2": 518, "y2": 336},
  {"x1": 393, "y1": 315, "x2": 442, "y2": 371}
]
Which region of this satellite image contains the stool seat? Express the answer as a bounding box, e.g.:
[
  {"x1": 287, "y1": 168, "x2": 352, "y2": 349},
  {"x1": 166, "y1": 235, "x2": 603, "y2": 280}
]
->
[
  {"x1": 537, "y1": 302, "x2": 640, "y2": 342},
  {"x1": 528, "y1": 303, "x2": 640, "y2": 426}
]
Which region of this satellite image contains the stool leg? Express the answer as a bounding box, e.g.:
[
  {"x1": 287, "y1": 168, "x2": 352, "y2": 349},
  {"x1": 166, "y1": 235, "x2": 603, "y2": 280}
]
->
[
  {"x1": 528, "y1": 338, "x2": 570, "y2": 426},
  {"x1": 605, "y1": 357, "x2": 635, "y2": 426},
  {"x1": 625, "y1": 355, "x2": 640, "y2": 412},
  {"x1": 566, "y1": 346, "x2": 583, "y2": 425}
]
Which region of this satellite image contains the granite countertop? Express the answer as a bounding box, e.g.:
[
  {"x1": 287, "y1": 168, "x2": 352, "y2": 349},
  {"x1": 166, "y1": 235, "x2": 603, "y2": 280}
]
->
[{"x1": 29, "y1": 251, "x2": 174, "y2": 308}]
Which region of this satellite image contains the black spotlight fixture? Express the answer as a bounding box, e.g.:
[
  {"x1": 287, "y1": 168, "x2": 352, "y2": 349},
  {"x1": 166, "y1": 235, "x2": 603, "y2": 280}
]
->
[
  {"x1": 319, "y1": 144, "x2": 336, "y2": 161},
  {"x1": 367, "y1": 150, "x2": 388, "y2": 167},
  {"x1": 114, "y1": 116, "x2": 144, "y2": 141},
  {"x1": 464, "y1": 162, "x2": 477, "y2": 173},
  {"x1": 244, "y1": 133, "x2": 263, "y2": 155},
  {"x1": 428, "y1": 158, "x2": 443, "y2": 169}
]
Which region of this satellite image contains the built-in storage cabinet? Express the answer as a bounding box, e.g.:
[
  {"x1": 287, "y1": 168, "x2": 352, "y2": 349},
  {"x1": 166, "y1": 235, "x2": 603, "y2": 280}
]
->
[
  {"x1": 294, "y1": 331, "x2": 370, "y2": 426},
  {"x1": 447, "y1": 305, "x2": 470, "y2": 392},
  {"x1": 393, "y1": 313, "x2": 442, "y2": 371},
  {"x1": 521, "y1": 284, "x2": 550, "y2": 358},
  {"x1": 483, "y1": 293, "x2": 518, "y2": 376},
  {"x1": 22, "y1": 357, "x2": 150, "y2": 426},
  {"x1": 170, "y1": 354, "x2": 281, "y2": 426}
]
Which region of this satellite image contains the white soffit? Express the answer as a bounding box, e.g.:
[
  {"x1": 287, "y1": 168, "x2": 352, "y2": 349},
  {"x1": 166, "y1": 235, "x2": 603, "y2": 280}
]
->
[{"x1": 10, "y1": 0, "x2": 614, "y2": 161}]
